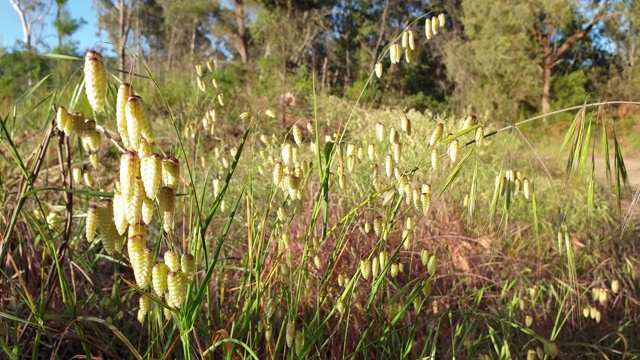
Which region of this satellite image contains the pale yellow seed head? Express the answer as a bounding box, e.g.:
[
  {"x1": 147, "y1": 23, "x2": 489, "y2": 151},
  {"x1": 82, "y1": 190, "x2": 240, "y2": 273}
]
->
[
  {"x1": 120, "y1": 151, "x2": 141, "y2": 201},
  {"x1": 84, "y1": 54, "x2": 108, "y2": 113},
  {"x1": 360, "y1": 259, "x2": 371, "y2": 280},
  {"x1": 162, "y1": 157, "x2": 180, "y2": 190},
  {"x1": 292, "y1": 125, "x2": 302, "y2": 145},
  {"x1": 425, "y1": 18, "x2": 433, "y2": 40},
  {"x1": 375, "y1": 62, "x2": 383, "y2": 78},
  {"x1": 140, "y1": 154, "x2": 162, "y2": 200},
  {"x1": 117, "y1": 83, "x2": 133, "y2": 149},
  {"x1": 401, "y1": 116, "x2": 411, "y2": 135},
  {"x1": 167, "y1": 271, "x2": 187, "y2": 308},
  {"x1": 56, "y1": 106, "x2": 72, "y2": 134},
  {"x1": 125, "y1": 176, "x2": 144, "y2": 225},
  {"x1": 430, "y1": 123, "x2": 444, "y2": 146},
  {"x1": 157, "y1": 187, "x2": 176, "y2": 233},
  {"x1": 448, "y1": 139, "x2": 459, "y2": 163},
  {"x1": 164, "y1": 251, "x2": 180, "y2": 273},
  {"x1": 86, "y1": 205, "x2": 98, "y2": 242},
  {"x1": 368, "y1": 144, "x2": 376, "y2": 161},
  {"x1": 431, "y1": 15, "x2": 440, "y2": 35},
  {"x1": 181, "y1": 253, "x2": 196, "y2": 281}
]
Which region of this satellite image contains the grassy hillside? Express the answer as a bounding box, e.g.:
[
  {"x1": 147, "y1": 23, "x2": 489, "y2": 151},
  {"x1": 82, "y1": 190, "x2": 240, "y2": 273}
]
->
[{"x1": 0, "y1": 50, "x2": 638, "y2": 359}]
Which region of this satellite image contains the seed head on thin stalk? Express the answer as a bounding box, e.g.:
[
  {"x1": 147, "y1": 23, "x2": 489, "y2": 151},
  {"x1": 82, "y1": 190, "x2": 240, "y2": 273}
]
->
[
  {"x1": 126, "y1": 176, "x2": 144, "y2": 225},
  {"x1": 141, "y1": 153, "x2": 162, "y2": 199},
  {"x1": 86, "y1": 205, "x2": 98, "y2": 242},
  {"x1": 152, "y1": 263, "x2": 169, "y2": 296},
  {"x1": 157, "y1": 187, "x2": 176, "y2": 233},
  {"x1": 116, "y1": 83, "x2": 133, "y2": 149},
  {"x1": 375, "y1": 62, "x2": 383, "y2": 78},
  {"x1": 84, "y1": 52, "x2": 108, "y2": 113},
  {"x1": 162, "y1": 157, "x2": 180, "y2": 191},
  {"x1": 164, "y1": 250, "x2": 180, "y2": 273},
  {"x1": 167, "y1": 271, "x2": 187, "y2": 308}
]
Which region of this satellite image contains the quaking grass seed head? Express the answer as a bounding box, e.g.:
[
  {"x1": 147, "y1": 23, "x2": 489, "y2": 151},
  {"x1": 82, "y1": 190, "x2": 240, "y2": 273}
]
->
[
  {"x1": 164, "y1": 250, "x2": 180, "y2": 273},
  {"x1": 86, "y1": 205, "x2": 98, "y2": 242},
  {"x1": 430, "y1": 123, "x2": 444, "y2": 146},
  {"x1": 84, "y1": 53, "x2": 108, "y2": 113},
  {"x1": 181, "y1": 253, "x2": 196, "y2": 281},
  {"x1": 375, "y1": 62, "x2": 383, "y2": 78},
  {"x1": 116, "y1": 82, "x2": 133, "y2": 149},
  {"x1": 157, "y1": 187, "x2": 176, "y2": 233},
  {"x1": 141, "y1": 153, "x2": 162, "y2": 199},
  {"x1": 162, "y1": 157, "x2": 180, "y2": 190},
  {"x1": 425, "y1": 18, "x2": 433, "y2": 39},
  {"x1": 167, "y1": 271, "x2": 187, "y2": 308},
  {"x1": 56, "y1": 106, "x2": 72, "y2": 134},
  {"x1": 360, "y1": 260, "x2": 371, "y2": 280},
  {"x1": 127, "y1": 234, "x2": 145, "y2": 260}
]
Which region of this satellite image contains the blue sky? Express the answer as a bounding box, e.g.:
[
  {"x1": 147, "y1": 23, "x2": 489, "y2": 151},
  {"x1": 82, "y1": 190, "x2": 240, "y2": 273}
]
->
[{"x1": 0, "y1": 0, "x2": 105, "y2": 52}]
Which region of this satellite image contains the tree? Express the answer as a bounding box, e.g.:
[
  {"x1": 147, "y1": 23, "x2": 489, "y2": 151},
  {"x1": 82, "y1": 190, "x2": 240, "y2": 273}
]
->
[
  {"x1": 530, "y1": 0, "x2": 609, "y2": 115},
  {"x1": 8, "y1": 0, "x2": 53, "y2": 49},
  {"x1": 53, "y1": 0, "x2": 85, "y2": 54},
  {"x1": 96, "y1": 0, "x2": 136, "y2": 70},
  {"x1": 444, "y1": 0, "x2": 609, "y2": 120}
]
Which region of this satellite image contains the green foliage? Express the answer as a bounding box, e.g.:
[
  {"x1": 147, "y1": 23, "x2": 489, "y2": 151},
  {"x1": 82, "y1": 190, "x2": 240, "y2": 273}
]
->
[
  {"x1": 0, "y1": 50, "x2": 51, "y2": 99},
  {"x1": 551, "y1": 70, "x2": 588, "y2": 110}
]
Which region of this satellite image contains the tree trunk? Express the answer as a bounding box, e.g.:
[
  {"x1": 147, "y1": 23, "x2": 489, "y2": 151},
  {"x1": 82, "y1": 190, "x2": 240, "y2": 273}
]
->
[
  {"x1": 541, "y1": 59, "x2": 552, "y2": 117},
  {"x1": 234, "y1": 0, "x2": 249, "y2": 63}
]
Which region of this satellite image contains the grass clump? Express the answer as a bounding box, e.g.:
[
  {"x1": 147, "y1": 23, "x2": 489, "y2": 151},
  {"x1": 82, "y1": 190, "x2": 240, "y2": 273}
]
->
[{"x1": 1, "y1": 15, "x2": 640, "y2": 360}]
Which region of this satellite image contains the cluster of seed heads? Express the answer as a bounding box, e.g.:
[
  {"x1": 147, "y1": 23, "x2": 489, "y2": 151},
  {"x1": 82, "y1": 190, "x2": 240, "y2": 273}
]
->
[
  {"x1": 495, "y1": 169, "x2": 532, "y2": 200},
  {"x1": 75, "y1": 50, "x2": 200, "y2": 323},
  {"x1": 375, "y1": 13, "x2": 446, "y2": 78}
]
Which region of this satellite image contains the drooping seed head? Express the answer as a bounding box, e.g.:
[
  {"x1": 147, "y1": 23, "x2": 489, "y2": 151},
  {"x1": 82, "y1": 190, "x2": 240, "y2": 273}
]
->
[
  {"x1": 127, "y1": 234, "x2": 146, "y2": 261},
  {"x1": 400, "y1": 116, "x2": 411, "y2": 135},
  {"x1": 285, "y1": 320, "x2": 295, "y2": 348},
  {"x1": 425, "y1": 18, "x2": 433, "y2": 40},
  {"x1": 430, "y1": 123, "x2": 444, "y2": 146},
  {"x1": 164, "y1": 250, "x2": 180, "y2": 273},
  {"x1": 181, "y1": 253, "x2": 196, "y2": 281},
  {"x1": 294, "y1": 330, "x2": 304, "y2": 356},
  {"x1": 431, "y1": 148, "x2": 439, "y2": 170},
  {"x1": 463, "y1": 114, "x2": 477, "y2": 130},
  {"x1": 523, "y1": 178, "x2": 531, "y2": 200},
  {"x1": 611, "y1": 280, "x2": 620, "y2": 294},
  {"x1": 385, "y1": 154, "x2": 394, "y2": 178},
  {"x1": 162, "y1": 157, "x2": 180, "y2": 190},
  {"x1": 137, "y1": 294, "x2": 151, "y2": 324},
  {"x1": 375, "y1": 62, "x2": 383, "y2": 78},
  {"x1": 84, "y1": 54, "x2": 108, "y2": 113},
  {"x1": 141, "y1": 195, "x2": 154, "y2": 224},
  {"x1": 431, "y1": 15, "x2": 440, "y2": 35},
  {"x1": 389, "y1": 43, "x2": 401, "y2": 64},
  {"x1": 273, "y1": 161, "x2": 284, "y2": 187},
  {"x1": 125, "y1": 176, "x2": 144, "y2": 225},
  {"x1": 389, "y1": 126, "x2": 399, "y2": 144},
  {"x1": 152, "y1": 263, "x2": 169, "y2": 296},
  {"x1": 448, "y1": 139, "x2": 459, "y2": 163},
  {"x1": 116, "y1": 83, "x2": 133, "y2": 149},
  {"x1": 157, "y1": 187, "x2": 176, "y2": 233},
  {"x1": 120, "y1": 151, "x2": 141, "y2": 201},
  {"x1": 86, "y1": 205, "x2": 98, "y2": 242},
  {"x1": 56, "y1": 106, "x2": 72, "y2": 134},
  {"x1": 438, "y1": 13, "x2": 446, "y2": 28},
  {"x1": 475, "y1": 125, "x2": 485, "y2": 146},
  {"x1": 101, "y1": 224, "x2": 120, "y2": 255},
  {"x1": 393, "y1": 143, "x2": 402, "y2": 163},
  {"x1": 167, "y1": 271, "x2": 187, "y2": 308},
  {"x1": 401, "y1": 30, "x2": 409, "y2": 49},
  {"x1": 292, "y1": 125, "x2": 302, "y2": 145},
  {"x1": 141, "y1": 153, "x2": 162, "y2": 199}
]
